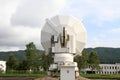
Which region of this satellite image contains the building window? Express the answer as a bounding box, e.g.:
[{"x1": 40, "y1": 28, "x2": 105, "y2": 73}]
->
[
  {"x1": 112, "y1": 67, "x2": 114, "y2": 69},
  {"x1": 101, "y1": 71, "x2": 103, "y2": 74},
  {"x1": 113, "y1": 72, "x2": 114, "y2": 74},
  {"x1": 115, "y1": 66, "x2": 117, "y2": 69},
  {"x1": 105, "y1": 72, "x2": 106, "y2": 74},
  {"x1": 104, "y1": 66, "x2": 106, "y2": 69},
  {"x1": 110, "y1": 66, "x2": 111, "y2": 69},
  {"x1": 110, "y1": 72, "x2": 111, "y2": 74}
]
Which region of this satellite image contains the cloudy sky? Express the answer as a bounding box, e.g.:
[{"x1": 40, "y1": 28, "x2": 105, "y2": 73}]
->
[{"x1": 0, "y1": 0, "x2": 120, "y2": 51}]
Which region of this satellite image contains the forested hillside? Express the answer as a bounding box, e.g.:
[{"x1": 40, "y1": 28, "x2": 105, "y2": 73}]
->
[
  {"x1": 86, "y1": 47, "x2": 120, "y2": 64},
  {"x1": 0, "y1": 50, "x2": 44, "y2": 61},
  {"x1": 0, "y1": 47, "x2": 120, "y2": 63}
]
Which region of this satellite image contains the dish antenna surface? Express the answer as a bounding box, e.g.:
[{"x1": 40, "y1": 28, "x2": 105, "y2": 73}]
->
[
  {"x1": 41, "y1": 15, "x2": 86, "y2": 55},
  {"x1": 41, "y1": 15, "x2": 87, "y2": 80}
]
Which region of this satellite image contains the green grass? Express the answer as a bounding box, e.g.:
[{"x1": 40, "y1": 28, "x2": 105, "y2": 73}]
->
[
  {"x1": 0, "y1": 70, "x2": 47, "y2": 78},
  {"x1": 0, "y1": 73, "x2": 47, "y2": 78},
  {"x1": 1, "y1": 72, "x2": 120, "y2": 79},
  {"x1": 80, "y1": 74, "x2": 120, "y2": 79}
]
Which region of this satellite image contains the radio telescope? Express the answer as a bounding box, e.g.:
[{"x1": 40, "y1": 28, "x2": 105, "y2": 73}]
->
[{"x1": 41, "y1": 15, "x2": 87, "y2": 80}]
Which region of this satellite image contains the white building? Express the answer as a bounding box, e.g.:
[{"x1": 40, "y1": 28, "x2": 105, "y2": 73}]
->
[
  {"x1": 0, "y1": 61, "x2": 6, "y2": 73},
  {"x1": 97, "y1": 63, "x2": 120, "y2": 75},
  {"x1": 81, "y1": 63, "x2": 120, "y2": 75}
]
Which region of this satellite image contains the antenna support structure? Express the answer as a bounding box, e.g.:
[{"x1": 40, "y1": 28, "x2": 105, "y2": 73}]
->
[{"x1": 41, "y1": 15, "x2": 87, "y2": 80}]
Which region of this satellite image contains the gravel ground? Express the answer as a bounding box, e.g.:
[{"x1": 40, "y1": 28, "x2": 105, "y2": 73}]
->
[
  {"x1": 0, "y1": 77, "x2": 35, "y2": 80},
  {"x1": 91, "y1": 79, "x2": 119, "y2": 80},
  {"x1": 35, "y1": 76, "x2": 90, "y2": 80},
  {"x1": 0, "y1": 77, "x2": 119, "y2": 80},
  {"x1": 36, "y1": 77, "x2": 119, "y2": 80}
]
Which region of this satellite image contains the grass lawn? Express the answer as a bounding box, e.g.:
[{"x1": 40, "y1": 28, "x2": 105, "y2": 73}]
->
[
  {"x1": 0, "y1": 73, "x2": 47, "y2": 78},
  {"x1": 0, "y1": 73, "x2": 120, "y2": 79},
  {"x1": 80, "y1": 74, "x2": 120, "y2": 79}
]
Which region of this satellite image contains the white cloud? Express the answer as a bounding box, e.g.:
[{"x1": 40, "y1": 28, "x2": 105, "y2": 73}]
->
[
  {"x1": 111, "y1": 28, "x2": 120, "y2": 34},
  {"x1": 86, "y1": 37, "x2": 120, "y2": 48},
  {"x1": 11, "y1": 0, "x2": 67, "y2": 27},
  {"x1": 62, "y1": 0, "x2": 120, "y2": 26},
  {"x1": 0, "y1": 0, "x2": 67, "y2": 51},
  {"x1": 0, "y1": 25, "x2": 41, "y2": 50},
  {"x1": 0, "y1": 0, "x2": 20, "y2": 26},
  {"x1": 0, "y1": 46, "x2": 20, "y2": 52},
  {"x1": 0, "y1": 0, "x2": 120, "y2": 51}
]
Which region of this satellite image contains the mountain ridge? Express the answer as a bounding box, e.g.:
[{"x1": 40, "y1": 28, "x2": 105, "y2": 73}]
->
[{"x1": 0, "y1": 47, "x2": 120, "y2": 64}]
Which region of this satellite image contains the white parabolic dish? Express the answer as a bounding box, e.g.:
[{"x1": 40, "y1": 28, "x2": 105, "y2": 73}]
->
[{"x1": 41, "y1": 15, "x2": 87, "y2": 56}]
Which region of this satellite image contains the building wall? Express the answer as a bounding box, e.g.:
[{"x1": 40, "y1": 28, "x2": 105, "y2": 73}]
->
[
  {"x1": 81, "y1": 63, "x2": 120, "y2": 75},
  {"x1": 0, "y1": 61, "x2": 6, "y2": 73},
  {"x1": 97, "y1": 63, "x2": 120, "y2": 75}
]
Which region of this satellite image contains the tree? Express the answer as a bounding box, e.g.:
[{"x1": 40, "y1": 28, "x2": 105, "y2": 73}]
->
[
  {"x1": 81, "y1": 50, "x2": 89, "y2": 69},
  {"x1": 74, "y1": 55, "x2": 82, "y2": 70},
  {"x1": 25, "y1": 42, "x2": 39, "y2": 71},
  {"x1": 17, "y1": 60, "x2": 28, "y2": 70},
  {"x1": 88, "y1": 50, "x2": 100, "y2": 73},
  {"x1": 7, "y1": 53, "x2": 19, "y2": 70},
  {"x1": 74, "y1": 49, "x2": 89, "y2": 71},
  {"x1": 40, "y1": 53, "x2": 53, "y2": 71}
]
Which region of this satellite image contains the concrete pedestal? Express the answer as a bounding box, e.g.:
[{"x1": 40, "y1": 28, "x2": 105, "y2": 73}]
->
[{"x1": 60, "y1": 65, "x2": 75, "y2": 80}]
